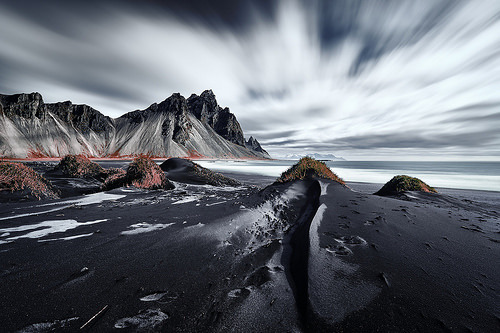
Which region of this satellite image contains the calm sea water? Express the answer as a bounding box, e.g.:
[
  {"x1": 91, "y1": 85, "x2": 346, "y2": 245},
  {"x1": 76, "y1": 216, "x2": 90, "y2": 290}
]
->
[{"x1": 196, "y1": 160, "x2": 500, "y2": 192}]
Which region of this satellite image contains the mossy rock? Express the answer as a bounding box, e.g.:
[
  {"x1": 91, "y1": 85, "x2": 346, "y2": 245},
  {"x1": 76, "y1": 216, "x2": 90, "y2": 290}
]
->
[
  {"x1": 0, "y1": 161, "x2": 59, "y2": 200},
  {"x1": 102, "y1": 156, "x2": 174, "y2": 190},
  {"x1": 275, "y1": 157, "x2": 344, "y2": 184},
  {"x1": 375, "y1": 175, "x2": 437, "y2": 196}
]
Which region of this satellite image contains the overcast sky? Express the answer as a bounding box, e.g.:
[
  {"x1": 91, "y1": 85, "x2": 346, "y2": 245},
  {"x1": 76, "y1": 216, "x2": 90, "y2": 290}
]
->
[{"x1": 1, "y1": 0, "x2": 499, "y2": 160}]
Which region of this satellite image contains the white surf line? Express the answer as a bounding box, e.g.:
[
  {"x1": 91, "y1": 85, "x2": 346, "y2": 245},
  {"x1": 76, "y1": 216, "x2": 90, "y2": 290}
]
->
[
  {"x1": 0, "y1": 193, "x2": 126, "y2": 221},
  {"x1": 0, "y1": 219, "x2": 107, "y2": 242}
]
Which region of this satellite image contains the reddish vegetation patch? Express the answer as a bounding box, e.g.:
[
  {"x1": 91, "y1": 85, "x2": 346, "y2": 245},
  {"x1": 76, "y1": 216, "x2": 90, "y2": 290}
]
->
[
  {"x1": 27, "y1": 149, "x2": 48, "y2": 159},
  {"x1": 186, "y1": 150, "x2": 205, "y2": 159},
  {"x1": 102, "y1": 155, "x2": 173, "y2": 191},
  {"x1": 276, "y1": 156, "x2": 345, "y2": 184},
  {"x1": 0, "y1": 161, "x2": 58, "y2": 199},
  {"x1": 57, "y1": 155, "x2": 105, "y2": 178},
  {"x1": 375, "y1": 175, "x2": 437, "y2": 196}
]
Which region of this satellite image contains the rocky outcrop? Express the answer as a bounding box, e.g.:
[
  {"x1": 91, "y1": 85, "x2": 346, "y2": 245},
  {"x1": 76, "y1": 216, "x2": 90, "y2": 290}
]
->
[
  {"x1": 0, "y1": 93, "x2": 46, "y2": 120},
  {"x1": 160, "y1": 158, "x2": 240, "y2": 186},
  {"x1": 245, "y1": 136, "x2": 270, "y2": 158},
  {"x1": 0, "y1": 91, "x2": 270, "y2": 159},
  {"x1": 187, "y1": 90, "x2": 245, "y2": 147},
  {"x1": 46, "y1": 102, "x2": 114, "y2": 135}
]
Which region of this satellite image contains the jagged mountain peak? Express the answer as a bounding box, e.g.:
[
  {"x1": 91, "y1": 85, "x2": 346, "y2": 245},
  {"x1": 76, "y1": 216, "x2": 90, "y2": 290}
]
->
[
  {"x1": 0, "y1": 90, "x2": 271, "y2": 159},
  {"x1": 0, "y1": 92, "x2": 45, "y2": 119},
  {"x1": 187, "y1": 90, "x2": 245, "y2": 147},
  {"x1": 245, "y1": 136, "x2": 269, "y2": 156}
]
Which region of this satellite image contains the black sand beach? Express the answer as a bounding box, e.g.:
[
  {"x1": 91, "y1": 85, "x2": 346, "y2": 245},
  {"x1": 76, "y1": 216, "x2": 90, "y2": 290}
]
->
[{"x1": 0, "y1": 161, "x2": 499, "y2": 332}]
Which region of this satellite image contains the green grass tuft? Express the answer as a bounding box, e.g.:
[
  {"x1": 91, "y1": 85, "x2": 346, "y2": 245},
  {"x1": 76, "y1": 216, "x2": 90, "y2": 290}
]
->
[
  {"x1": 375, "y1": 175, "x2": 437, "y2": 195},
  {"x1": 102, "y1": 155, "x2": 173, "y2": 190},
  {"x1": 275, "y1": 156, "x2": 344, "y2": 184}
]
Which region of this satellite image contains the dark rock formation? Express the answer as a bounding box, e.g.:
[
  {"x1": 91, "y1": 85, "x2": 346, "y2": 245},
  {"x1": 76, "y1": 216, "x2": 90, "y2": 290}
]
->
[
  {"x1": 46, "y1": 102, "x2": 114, "y2": 135},
  {"x1": 0, "y1": 92, "x2": 46, "y2": 120},
  {"x1": 160, "y1": 158, "x2": 240, "y2": 186},
  {"x1": 245, "y1": 136, "x2": 270, "y2": 157},
  {"x1": 187, "y1": 90, "x2": 245, "y2": 147}
]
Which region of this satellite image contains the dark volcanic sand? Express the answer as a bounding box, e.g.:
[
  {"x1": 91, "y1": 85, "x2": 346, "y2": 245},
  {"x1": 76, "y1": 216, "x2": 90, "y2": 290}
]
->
[{"x1": 0, "y1": 161, "x2": 499, "y2": 332}]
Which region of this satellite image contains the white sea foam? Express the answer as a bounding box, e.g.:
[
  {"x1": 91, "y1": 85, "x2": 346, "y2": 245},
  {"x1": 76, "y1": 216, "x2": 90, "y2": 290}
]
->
[
  {"x1": 121, "y1": 222, "x2": 175, "y2": 235},
  {"x1": 196, "y1": 161, "x2": 288, "y2": 177}
]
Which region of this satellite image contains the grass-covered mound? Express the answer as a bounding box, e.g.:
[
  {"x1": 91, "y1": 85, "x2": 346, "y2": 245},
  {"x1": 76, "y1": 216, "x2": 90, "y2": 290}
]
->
[
  {"x1": 56, "y1": 154, "x2": 125, "y2": 182},
  {"x1": 275, "y1": 157, "x2": 344, "y2": 184},
  {"x1": 160, "y1": 158, "x2": 240, "y2": 187},
  {"x1": 102, "y1": 156, "x2": 174, "y2": 190},
  {"x1": 375, "y1": 175, "x2": 437, "y2": 196},
  {"x1": 56, "y1": 155, "x2": 104, "y2": 178},
  {"x1": 0, "y1": 161, "x2": 59, "y2": 199}
]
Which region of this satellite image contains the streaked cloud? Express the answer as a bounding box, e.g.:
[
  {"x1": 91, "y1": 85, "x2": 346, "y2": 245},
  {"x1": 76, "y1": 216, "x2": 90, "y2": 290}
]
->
[{"x1": 0, "y1": 0, "x2": 499, "y2": 160}]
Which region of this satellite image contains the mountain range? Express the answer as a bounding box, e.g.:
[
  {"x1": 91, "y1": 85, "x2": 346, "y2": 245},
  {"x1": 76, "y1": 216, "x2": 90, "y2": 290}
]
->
[
  {"x1": 283, "y1": 153, "x2": 345, "y2": 161},
  {"x1": 0, "y1": 90, "x2": 270, "y2": 159}
]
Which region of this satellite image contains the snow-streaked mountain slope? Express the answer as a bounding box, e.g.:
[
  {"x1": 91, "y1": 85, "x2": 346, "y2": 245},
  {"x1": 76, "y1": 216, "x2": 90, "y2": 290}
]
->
[{"x1": 0, "y1": 91, "x2": 270, "y2": 159}]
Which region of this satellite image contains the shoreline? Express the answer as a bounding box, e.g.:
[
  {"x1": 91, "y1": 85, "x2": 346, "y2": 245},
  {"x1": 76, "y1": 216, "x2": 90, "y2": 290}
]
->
[{"x1": 2, "y1": 157, "x2": 499, "y2": 194}]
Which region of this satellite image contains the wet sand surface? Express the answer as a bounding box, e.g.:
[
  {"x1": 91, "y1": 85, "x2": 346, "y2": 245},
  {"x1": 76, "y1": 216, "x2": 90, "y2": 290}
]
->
[{"x1": 0, "y1": 161, "x2": 499, "y2": 332}]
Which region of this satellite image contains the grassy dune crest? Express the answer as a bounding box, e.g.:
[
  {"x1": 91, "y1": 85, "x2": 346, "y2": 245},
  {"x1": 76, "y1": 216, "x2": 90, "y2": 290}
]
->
[
  {"x1": 376, "y1": 175, "x2": 437, "y2": 195},
  {"x1": 103, "y1": 156, "x2": 173, "y2": 190},
  {"x1": 276, "y1": 157, "x2": 344, "y2": 184},
  {"x1": 0, "y1": 161, "x2": 58, "y2": 199}
]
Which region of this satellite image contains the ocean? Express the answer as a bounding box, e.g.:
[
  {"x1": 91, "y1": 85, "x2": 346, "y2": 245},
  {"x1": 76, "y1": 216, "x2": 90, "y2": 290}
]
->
[{"x1": 196, "y1": 160, "x2": 500, "y2": 192}]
